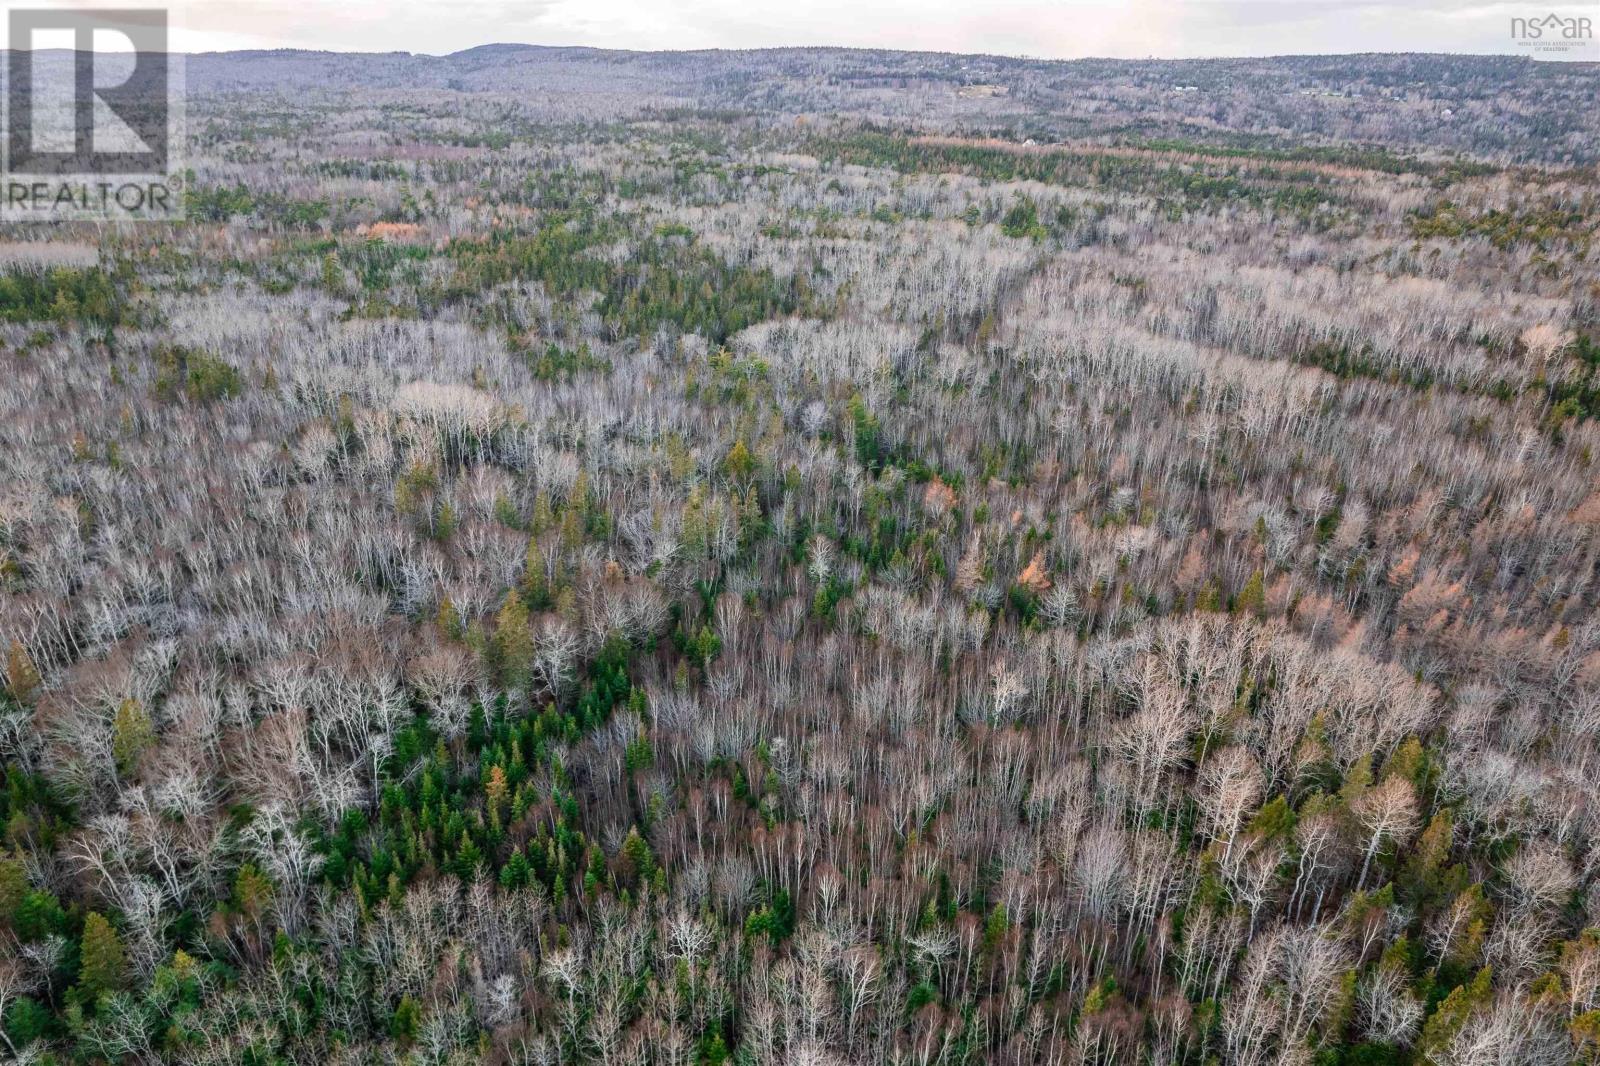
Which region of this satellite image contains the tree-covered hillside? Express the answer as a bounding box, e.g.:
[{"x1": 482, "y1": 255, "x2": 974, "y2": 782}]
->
[{"x1": 1, "y1": 48, "x2": 1599, "y2": 1066}]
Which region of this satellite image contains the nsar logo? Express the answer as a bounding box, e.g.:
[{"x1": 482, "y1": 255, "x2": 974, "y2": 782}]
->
[{"x1": 1510, "y1": 10, "x2": 1598, "y2": 60}]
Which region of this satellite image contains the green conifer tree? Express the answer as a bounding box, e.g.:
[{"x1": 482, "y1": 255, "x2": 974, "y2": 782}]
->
[{"x1": 78, "y1": 912, "x2": 128, "y2": 999}]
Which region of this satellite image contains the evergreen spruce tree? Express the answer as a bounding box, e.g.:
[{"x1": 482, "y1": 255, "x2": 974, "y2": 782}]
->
[{"x1": 78, "y1": 912, "x2": 127, "y2": 999}]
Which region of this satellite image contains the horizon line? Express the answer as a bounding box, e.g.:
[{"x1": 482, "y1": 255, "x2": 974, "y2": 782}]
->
[{"x1": 0, "y1": 41, "x2": 1579, "y2": 63}]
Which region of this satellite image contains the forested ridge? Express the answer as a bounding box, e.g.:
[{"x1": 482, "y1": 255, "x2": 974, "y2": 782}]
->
[{"x1": 0, "y1": 48, "x2": 1599, "y2": 1066}]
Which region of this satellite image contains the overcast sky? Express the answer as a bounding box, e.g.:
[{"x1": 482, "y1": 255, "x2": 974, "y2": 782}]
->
[{"x1": 15, "y1": 0, "x2": 1600, "y2": 57}]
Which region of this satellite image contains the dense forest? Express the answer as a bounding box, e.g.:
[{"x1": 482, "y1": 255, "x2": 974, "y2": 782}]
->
[{"x1": 1, "y1": 47, "x2": 1599, "y2": 1066}]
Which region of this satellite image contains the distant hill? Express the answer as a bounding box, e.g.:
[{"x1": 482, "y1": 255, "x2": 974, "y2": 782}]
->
[
  {"x1": 8, "y1": 44, "x2": 1597, "y2": 162},
  {"x1": 174, "y1": 46, "x2": 1598, "y2": 163}
]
